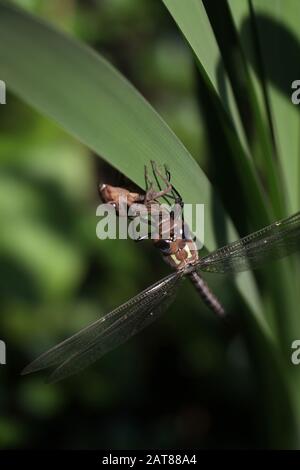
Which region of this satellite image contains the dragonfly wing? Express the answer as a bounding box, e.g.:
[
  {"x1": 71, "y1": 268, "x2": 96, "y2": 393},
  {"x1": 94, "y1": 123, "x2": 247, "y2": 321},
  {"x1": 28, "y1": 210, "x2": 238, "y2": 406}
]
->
[
  {"x1": 196, "y1": 211, "x2": 300, "y2": 274},
  {"x1": 22, "y1": 272, "x2": 182, "y2": 383}
]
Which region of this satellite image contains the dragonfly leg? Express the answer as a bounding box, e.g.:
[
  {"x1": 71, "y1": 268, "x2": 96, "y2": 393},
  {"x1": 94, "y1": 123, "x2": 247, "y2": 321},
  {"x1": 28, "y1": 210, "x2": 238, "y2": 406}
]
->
[
  {"x1": 144, "y1": 164, "x2": 158, "y2": 204},
  {"x1": 151, "y1": 161, "x2": 183, "y2": 206},
  {"x1": 144, "y1": 163, "x2": 166, "y2": 203},
  {"x1": 144, "y1": 164, "x2": 153, "y2": 192},
  {"x1": 163, "y1": 164, "x2": 183, "y2": 206},
  {"x1": 149, "y1": 160, "x2": 174, "y2": 201},
  {"x1": 164, "y1": 164, "x2": 171, "y2": 182}
]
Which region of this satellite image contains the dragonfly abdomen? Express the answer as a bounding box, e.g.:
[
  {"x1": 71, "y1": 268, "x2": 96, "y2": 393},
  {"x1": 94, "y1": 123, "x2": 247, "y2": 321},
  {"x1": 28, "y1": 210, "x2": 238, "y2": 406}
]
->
[{"x1": 188, "y1": 271, "x2": 225, "y2": 316}]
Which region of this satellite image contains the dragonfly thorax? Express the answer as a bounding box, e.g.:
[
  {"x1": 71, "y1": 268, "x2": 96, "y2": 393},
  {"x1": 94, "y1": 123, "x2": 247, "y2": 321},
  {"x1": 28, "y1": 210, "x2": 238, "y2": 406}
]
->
[{"x1": 154, "y1": 236, "x2": 199, "y2": 270}]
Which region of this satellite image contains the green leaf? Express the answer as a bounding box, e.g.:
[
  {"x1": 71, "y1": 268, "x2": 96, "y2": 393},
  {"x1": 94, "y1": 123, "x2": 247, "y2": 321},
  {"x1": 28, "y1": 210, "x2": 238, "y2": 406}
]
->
[
  {"x1": 0, "y1": 3, "x2": 273, "y2": 336},
  {"x1": 250, "y1": 0, "x2": 300, "y2": 212},
  {"x1": 161, "y1": 0, "x2": 247, "y2": 152},
  {"x1": 162, "y1": 0, "x2": 272, "y2": 230},
  {"x1": 228, "y1": 0, "x2": 300, "y2": 345},
  {"x1": 0, "y1": 0, "x2": 222, "y2": 249}
]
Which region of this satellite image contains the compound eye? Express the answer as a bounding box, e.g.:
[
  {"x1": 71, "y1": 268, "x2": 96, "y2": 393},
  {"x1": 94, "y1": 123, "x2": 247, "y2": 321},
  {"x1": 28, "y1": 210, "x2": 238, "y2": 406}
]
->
[{"x1": 155, "y1": 239, "x2": 172, "y2": 254}]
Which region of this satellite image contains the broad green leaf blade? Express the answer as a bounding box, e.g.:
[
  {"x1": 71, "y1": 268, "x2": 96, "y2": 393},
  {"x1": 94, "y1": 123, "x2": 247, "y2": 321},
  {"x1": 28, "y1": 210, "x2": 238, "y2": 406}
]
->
[
  {"x1": 0, "y1": 0, "x2": 216, "y2": 248},
  {"x1": 228, "y1": 0, "x2": 298, "y2": 214},
  {"x1": 161, "y1": 0, "x2": 248, "y2": 154},
  {"x1": 0, "y1": 2, "x2": 271, "y2": 336}
]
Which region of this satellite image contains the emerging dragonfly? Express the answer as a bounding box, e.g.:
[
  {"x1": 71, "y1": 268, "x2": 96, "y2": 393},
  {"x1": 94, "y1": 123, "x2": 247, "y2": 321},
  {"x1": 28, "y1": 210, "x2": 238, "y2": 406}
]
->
[{"x1": 23, "y1": 162, "x2": 300, "y2": 383}]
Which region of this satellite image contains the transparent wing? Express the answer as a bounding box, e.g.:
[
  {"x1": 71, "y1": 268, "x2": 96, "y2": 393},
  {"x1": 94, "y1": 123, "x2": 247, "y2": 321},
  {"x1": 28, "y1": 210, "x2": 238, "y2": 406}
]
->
[
  {"x1": 196, "y1": 211, "x2": 300, "y2": 274},
  {"x1": 22, "y1": 272, "x2": 182, "y2": 383}
]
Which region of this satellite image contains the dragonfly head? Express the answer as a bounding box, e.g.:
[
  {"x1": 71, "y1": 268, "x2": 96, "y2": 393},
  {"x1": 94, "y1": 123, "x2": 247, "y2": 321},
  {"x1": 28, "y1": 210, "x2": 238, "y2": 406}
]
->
[{"x1": 98, "y1": 183, "x2": 143, "y2": 214}]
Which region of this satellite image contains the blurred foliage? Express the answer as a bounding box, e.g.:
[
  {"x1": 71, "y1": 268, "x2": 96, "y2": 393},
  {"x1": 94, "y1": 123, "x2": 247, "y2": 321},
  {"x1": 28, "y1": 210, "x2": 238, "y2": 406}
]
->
[{"x1": 0, "y1": 0, "x2": 298, "y2": 450}]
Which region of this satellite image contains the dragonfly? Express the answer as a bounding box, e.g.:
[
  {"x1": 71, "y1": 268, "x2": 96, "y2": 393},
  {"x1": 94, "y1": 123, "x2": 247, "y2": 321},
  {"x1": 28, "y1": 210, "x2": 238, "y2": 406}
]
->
[{"x1": 22, "y1": 162, "x2": 300, "y2": 383}]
